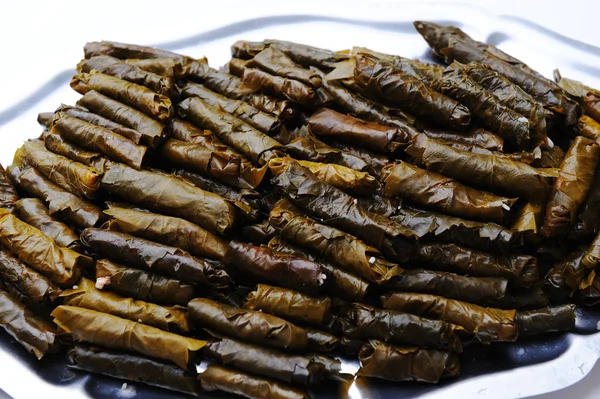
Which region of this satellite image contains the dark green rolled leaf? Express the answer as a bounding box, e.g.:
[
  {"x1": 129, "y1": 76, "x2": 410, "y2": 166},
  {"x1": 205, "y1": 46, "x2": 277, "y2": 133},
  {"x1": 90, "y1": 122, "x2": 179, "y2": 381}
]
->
[
  {"x1": 14, "y1": 140, "x2": 101, "y2": 199},
  {"x1": 0, "y1": 289, "x2": 60, "y2": 359},
  {"x1": 51, "y1": 113, "x2": 146, "y2": 169},
  {"x1": 51, "y1": 305, "x2": 205, "y2": 370},
  {"x1": 55, "y1": 104, "x2": 143, "y2": 144},
  {"x1": 8, "y1": 165, "x2": 102, "y2": 228},
  {"x1": 178, "y1": 96, "x2": 284, "y2": 166},
  {"x1": 103, "y1": 202, "x2": 228, "y2": 260},
  {"x1": 406, "y1": 134, "x2": 554, "y2": 202},
  {"x1": 414, "y1": 21, "x2": 579, "y2": 126},
  {"x1": 202, "y1": 68, "x2": 297, "y2": 120},
  {"x1": 95, "y1": 259, "x2": 197, "y2": 307},
  {"x1": 309, "y1": 107, "x2": 409, "y2": 153},
  {"x1": 382, "y1": 292, "x2": 517, "y2": 343},
  {"x1": 77, "y1": 55, "x2": 178, "y2": 98},
  {"x1": 100, "y1": 162, "x2": 238, "y2": 235},
  {"x1": 0, "y1": 208, "x2": 88, "y2": 287},
  {"x1": 200, "y1": 364, "x2": 309, "y2": 399},
  {"x1": 180, "y1": 81, "x2": 283, "y2": 136},
  {"x1": 202, "y1": 336, "x2": 337, "y2": 385},
  {"x1": 61, "y1": 278, "x2": 189, "y2": 333},
  {"x1": 269, "y1": 203, "x2": 402, "y2": 283},
  {"x1": 188, "y1": 297, "x2": 309, "y2": 351},
  {"x1": 516, "y1": 304, "x2": 576, "y2": 337},
  {"x1": 284, "y1": 126, "x2": 374, "y2": 174},
  {"x1": 124, "y1": 58, "x2": 186, "y2": 80},
  {"x1": 0, "y1": 164, "x2": 19, "y2": 213},
  {"x1": 385, "y1": 268, "x2": 508, "y2": 307},
  {"x1": 433, "y1": 63, "x2": 530, "y2": 147},
  {"x1": 43, "y1": 133, "x2": 106, "y2": 172},
  {"x1": 269, "y1": 158, "x2": 416, "y2": 263},
  {"x1": 320, "y1": 78, "x2": 420, "y2": 136},
  {"x1": 242, "y1": 220, "x2": 278, "y2": 245},
  {"x1": 232, "y1": 39, "x2": 349, "y2": 70},
  {"x1": 0, "y1": 247, "x2": 60, "y2": 306},
  {"x1": 338, "y1": 303, "x2": 463, "y2": 352},
  {"x1": 77, "y1": 90, "x2": 165, "y2": 147},
  {"x1": 81, "y1": 228, "x2": 231, "y2": 290},
  {"x1": 416, "y1": 242, "x2": 538, "y2": 286},
  {"x1": 381, "y1": 160, "x2": 516, "y2": 224},
  {"x1": 569, "y1": 164, "x2": 600, "y2": 242},
  {"x1": 68, "y1": 345, "x2": 199, "y2": 396},
  {"x1": 545, "y1": 250, "x2": 586, "y2": 299},
  {"x1": 172, "y1": 168, "x2": 263, "y2": 224},
  {"x1": 248, "y1": 47, "x2": 322, "y2": 87},
  {"x1": 391, "y1": 206, "x2": 521, "y2": 253},
  {"x1": 71, "y1": 72, "x2": 173, "y2": 122},
  {"x1": 15, "y1": 198, "x2": 80, "y2": 249},
  {"x1": 422, "y1": 127, "x2": 504, "y2": 152},
  {"x1": 267, "y1": 236, "x2": 370, "y2": 302},
  {"x1": 541, "y1": 136, "x2": 600, "y2": 238},
  {"x1": 357, "y1": 340, "x2": 460, "y2": 383},
  {"x1": 167, "y1": 119, "x2": 267, "y2": 190},
  {"x1": 354, "y1": 53, "x2": 471, "y2": 130},
  {"x1": 223, "y1": 241, "x2": 328, "y2": 296},
  {"x1": 463, "y1": 62, "x2": 549, "y2": 141},
  {"x1": 244, "y1": 284, "x2": 332, "y2": 327}
]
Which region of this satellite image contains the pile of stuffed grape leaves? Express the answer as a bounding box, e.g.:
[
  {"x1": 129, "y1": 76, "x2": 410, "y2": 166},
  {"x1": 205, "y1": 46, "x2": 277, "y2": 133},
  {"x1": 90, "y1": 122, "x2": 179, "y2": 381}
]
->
[{"x1": 4, "y1": 20, "x2": 600, "y2": 399}]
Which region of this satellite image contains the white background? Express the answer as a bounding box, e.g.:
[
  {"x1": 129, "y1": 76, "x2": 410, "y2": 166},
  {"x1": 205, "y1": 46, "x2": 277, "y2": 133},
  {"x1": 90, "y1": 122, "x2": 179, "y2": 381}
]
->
[{"x1": 1, "y1": 1, "x2": 599, "y2": 398}]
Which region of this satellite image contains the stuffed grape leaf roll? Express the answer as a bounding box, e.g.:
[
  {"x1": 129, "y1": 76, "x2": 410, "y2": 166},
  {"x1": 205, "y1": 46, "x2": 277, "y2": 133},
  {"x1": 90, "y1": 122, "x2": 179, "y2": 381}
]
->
[
  {"x1": 51, "y1": 305, "x2": 205, "y2": 370},
  {"x1": 54, "y1": 104, "x2": 143, "y2": 144},
  {"x1": 180, "y1": 82, "x2": 283, "y2": 136},
  {"x1": 390, "y1": 206, "x2": 521, "y2": 253},
  {"x1": 188, "y1": 297, "x2": 309, "y2": 351},
  {"x1": 68, "y1": 345, "x2": 199, "y2": 396},
  {"x1": 223, "y1": 241, "x2": 328, "y2": 296},
  {"x1": 385, "y1": 268, "x2": 508, "y2": 307},
  {"x1": 267, "y1": 236, "x2": 371, "y2": 302},
  {"x1": 381, "y1": 160, "x2": 516, "y2": 224},
  {"x1": 0, "y1": 208, "x2": 88, "y2": 287},
  {"x1": 15, "y1": 198, "x2": 80, "y2": 249},
  {"x1": 338, "y1": 303, "x2": 463, "y2": 352},
  {"x1": 14, "y1": 140, "x2": 101, "y2": 199},
  {"x1": 269, "y1": 203, "x2": 402, "y2": 283},
  {"x1": 382, "y1": 292, "x2": 517, "y2": 343},
  {"x1": 77, "y1": 90, "x2": 165, "y2": 147},
  {"x1": 0, "y1": 164, "x2": 19, "y2": 213},
  {"x1": 0, "y1": 289, "x2": 60, "y2": 359},
  {"x1": 95, "y1": 259, "x2": 197, "y2": 307},
  {"x1": 100, "y1": 162, "x2": 238, "y2": 235},
  {"x1": 103, "y1": 203, "x2": 228, "y2": 260},
  {"x1": 541, "y1": 136, "x2": 600, "y2": 238},
  {"x1": 353, "y1": 53, "x2": 471, "y2": 130},
  {"x1": 0, "y1": 248, "x2": 60, "y2": 307},
  {"x1": 244, "y1": 284, "x2": 332, "y2": 328},
  {"x1": 71, "y1": 72, "x2": 174, "y2": 122},
  {"x1": 414, "y1": 21, "x2": 579, "y2": 126},
  {"x1": 269, "y1": 158, "x2": 416, "y2": 263},
  {"x1": 8, "y1": 166, "x2": 102, "y2": 228},
  {"x1": 515, "y1": 304, "x2": 576, "y2": 337},
  {"x1": 178, "y1": 96, "x2": 284, "y2": 166},
  {"x1": 51, "y1": 113, "x2": 146, "y2": 169},
  {"x1": 200, "y1": 364, "x2": 309, "y2": 399},
  {"x1": 308, "y1": 107, "x2": 409, "y2": 153},
  {"x1": 357, "y1": 340, "x2": 460, "y2": 383},
  {"x1": 61, "y1": 278, "x2": 189, "y2": 333},
  {"x1": 81, "y1": 228, "x2": 231, "y2": 290},
  {"x1": 77, "y1": 55, "x2": 178, "y2": 98},
  {"x1": 406, "y1": 134, "x2": 555, "y2": 202}
]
